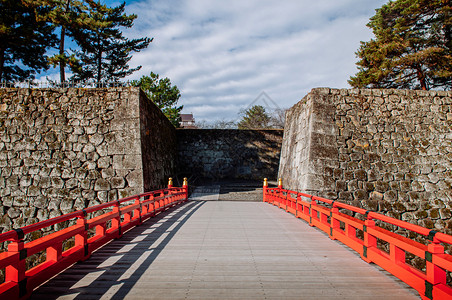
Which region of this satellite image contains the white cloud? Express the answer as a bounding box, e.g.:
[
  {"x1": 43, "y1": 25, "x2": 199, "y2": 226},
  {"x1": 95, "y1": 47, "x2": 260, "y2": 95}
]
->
[{"x1": 125, "y1": 0, "x2": 386, "y2": 123}]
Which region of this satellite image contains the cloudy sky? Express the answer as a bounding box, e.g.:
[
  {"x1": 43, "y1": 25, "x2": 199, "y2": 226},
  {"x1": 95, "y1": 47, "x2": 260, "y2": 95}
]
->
[{"x1": 49, "y1": 0, "x2": 388, "y2": 123}]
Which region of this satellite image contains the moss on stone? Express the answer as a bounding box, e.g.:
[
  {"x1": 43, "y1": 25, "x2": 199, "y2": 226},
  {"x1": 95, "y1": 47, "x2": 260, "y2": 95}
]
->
[
  {"x1": 392, "y1": 202, "x2": 406, "y2": 212},
  {"x1": 429, "y1": 209, "x2": 440, "y2": 219},
  {"x1": 415, "y1": 210, "x2": 428, "y2": 219}
]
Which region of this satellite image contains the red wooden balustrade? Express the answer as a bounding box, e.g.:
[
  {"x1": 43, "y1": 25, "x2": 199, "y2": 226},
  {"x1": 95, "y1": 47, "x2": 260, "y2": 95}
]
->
[
  {"x1": 0, "y1": 178, "x2": 188, "y2": 299},
  {"x1": 263, "y1": 178, "x2": 452, "y2": 300}
]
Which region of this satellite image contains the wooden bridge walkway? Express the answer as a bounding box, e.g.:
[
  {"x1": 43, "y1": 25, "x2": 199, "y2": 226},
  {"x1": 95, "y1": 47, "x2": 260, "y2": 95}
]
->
[{"x1": 31, "y1": 189, "x2": 419, "y2": 299}]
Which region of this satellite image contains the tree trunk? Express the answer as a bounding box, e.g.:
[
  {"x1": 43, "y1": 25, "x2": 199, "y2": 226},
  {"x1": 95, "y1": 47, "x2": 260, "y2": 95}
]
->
[
  {"x1": 96, "y1": 44, "x2": 102, "y2": 84},
  {"x1": 59, "y1": 26, "x2": 66, "y2": 82},
  {"x1": 417, "y1": 67, "x2": 428, "y2": 90},
  {"x1": 94, "y1": 35, "x2": 102, "y2": 86},
  {"x1": 59, "y1": 0, "x2": 71, "y2": 83},
  {"x1": 0, "y1": 47, "x2": 5, "y2": 82},
  {"x1": 444, "y1": 0, "x2": 451, "y2": 52}
]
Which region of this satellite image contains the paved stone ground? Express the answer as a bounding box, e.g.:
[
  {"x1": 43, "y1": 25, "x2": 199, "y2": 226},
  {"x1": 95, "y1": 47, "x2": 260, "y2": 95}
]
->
[{"x1": 32, "y1": 199, "x2": 419, "y2": 300}]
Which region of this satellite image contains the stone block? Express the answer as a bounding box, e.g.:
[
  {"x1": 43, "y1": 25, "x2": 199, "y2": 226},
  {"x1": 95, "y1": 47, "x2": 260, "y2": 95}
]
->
[
  {"x1": 89, "y1": 133, "x2": 104, "y2": 146},
  {"x1": 354, "y1": 169, "x2": 367, "y2": 181},
  {"x1": 36, "y1": 209, "x2": 49, "y2": 222},
  {"x1": 112, "y1": 155, "x2": 124, "y2": 169},
  {"x1": 51, "y1": 177, "x2": 64, "y2": 188},
  {"x1": 28, "y1": 185, "x2": 41, "y2": 196},
  {"x1": 367, "y1": 169, "x2": 379, "y2": 181},
  {"x1": 310, "y1": 144, "x2": 337, "y2": 160},
  {"x1": 304, "y1": 174, "x2": 323, "y2": 190},
  {"x1": 440, "y1": 208, "x2": 452, "y2": 219},
  {"x1": 369, "y1": 191, "x2": 383, "y2": 201},
  {"x1": 126, "y1": 170, "x2": 143, "y2": 188},
  {"x1": 100, "y1": 168, "x2": 115, "y2": 179},
  {"x1": 7, "y1": 208, "x2": 21, "y2": 219},
  {"x1": 97, "y1": 156, "x2": 111, "y2": 169},
  {"x1": 375, "y1": 181, "x2": 389, "y2": 193},
  {"x1": 111, "y1": 177, "x2": 126, "y2": 189},
  {"x1": 94, "y1": 178, "x2": 110, "y2": 191},
  {"x1": 411, "y1": 181, "x2": 425, "y2": 192},
  {"x1": 353, "y1": 190, "x2": 367, "y2": 201},
  {"x1": 123, "y1": 155, "x2": 142, "y2": 169},
  {"x1": 383, "y1": 190, "x2": 397, "y2": 201},
  {"x1": 362, "y1": 200, "x2": 379, "y2": 211},
  {"x1": 23, "y1": 207, "x2": 36, "y2": 218},
  {"x1": 82, "y1": 143, "x2": 96, "y2": 153},
  {"x1": 96, "y1": 144, "x2": 108, "y2": 156},
  {"x1": 66, "y1": 178, "x2": 78, "y2": 189},
  {"x1": 32, "y1": 196, "x2": 47, "y2": 209},
  {"x1": 85, "y1": 125, "x2": 98, "y2": 135}
]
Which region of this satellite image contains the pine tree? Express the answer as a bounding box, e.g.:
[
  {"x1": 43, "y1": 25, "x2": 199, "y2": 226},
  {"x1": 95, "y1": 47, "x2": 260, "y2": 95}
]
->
[
  {"x1": 237, "y1": 105, "x2": 271, "y2": 129},
  {"x1": 132, "y1": 72, "x2": 183, "y2": 127},
  {"x1": 27, "y1": 0, "x2": 111, "y2": 82},
  {"x1": 0, "y1": 0, "x2": 57, "y2": 81},
  {"x1": 349, "y1": 0, "x2": 452, "y2": 90},
  {"x1": 71, "y1": 2, "x2": 151, "y2": 83}
]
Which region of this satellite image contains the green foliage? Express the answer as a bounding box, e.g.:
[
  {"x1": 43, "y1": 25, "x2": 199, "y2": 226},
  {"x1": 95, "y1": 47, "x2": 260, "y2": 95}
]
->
[
  {"x1": 27, "y1": 0, "x2": 111, "y2": 82},
  {"x1": 349, "y1": 0, "x2": 452, "y2": 90},
  {"x1": 1, "y1": 0, "x2": 149, "y2": 83},
  {"x1": 0, "y1": 0, "x2": 57, "y2": 81},
  {"x1": 238, "y1": 105, "x2": 271, "y2": 129},
  {"x1": 70, "y1": 2, "x2": 151, "y2": 83},
  {"x1": 132, "y1": 72, "x2": 183, "y2": 127}
]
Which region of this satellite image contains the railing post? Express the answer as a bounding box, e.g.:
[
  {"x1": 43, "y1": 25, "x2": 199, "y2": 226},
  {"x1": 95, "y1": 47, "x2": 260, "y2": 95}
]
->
[
  {"x1": 330, "y1": 203, "x2": 339, "y2": 240},
  {"x1": 168, "y1": 178, "x2": 174, "y2": 205},
  {"x1": 183, "y1": 177, "x2": 188, "y2": 202},
  {"x1": 134, "y1": 196, "x2": 142, "y2": 225},
  {"x1": 309, "y1": 198, "x2": 316, "y2": 226},
  {"x1": 76, "y1": 210, "x2": 90, "y2": 261},
  {"x1": 320, "y1": 211, "x2": 328, "y2": 227},
  {"x1": 96, "y1": 224, "x2": 106, "y2": 238},
  {"x1": 149, "y1": 194, "x2": 156, "y2": 216},
  {"x1": 296, "y1": 194, "x2": 300, "y2": 217},
  {"x1": 425, "y1": 233, "x2": 446, "y2": 299},
  {"x1": 390, "y1": 244, "x2": 405, "y2": 267},
  {"x1": 362, "y1": 214, "x2": 376, "y2": 263},
  {"x1": 112, "y1": 200, "x2": 122, "y2": 238},
  {"x1": 141, "y1": 195, "x2": 149, "y2": 216},
  {"x1": 277, "y1": 178, "x2": 283, "y2": 208},
  {"x1": 263, "y1": 178, "x2": 268, "y2": 203},
  {"x1": 5, "y1": 230, "x2": 27, "y2": 298},
  {"x1": 47, "y1": 241, "x2": 62, "y2": 263}
]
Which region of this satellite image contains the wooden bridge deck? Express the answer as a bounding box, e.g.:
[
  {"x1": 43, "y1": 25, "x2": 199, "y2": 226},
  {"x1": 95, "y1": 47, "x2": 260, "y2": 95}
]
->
[{"x1": 32, "y1": 198, "x2": 419, "y2": 299}]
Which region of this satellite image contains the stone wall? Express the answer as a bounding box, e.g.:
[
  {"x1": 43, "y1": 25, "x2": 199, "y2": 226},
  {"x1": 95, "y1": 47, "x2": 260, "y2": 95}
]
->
[
  {"x1": 177, "y1": 129, "x2": 283, "y2": 181},
  {"x1": 0, "y1": 87, "x2": 176, "y2": 233},
  {"x1": 139, "y1": 90, "x2": 177, "y2": 191},
  {"x1": 279, "y1": 88, "x2": 452, "y2": 232}
]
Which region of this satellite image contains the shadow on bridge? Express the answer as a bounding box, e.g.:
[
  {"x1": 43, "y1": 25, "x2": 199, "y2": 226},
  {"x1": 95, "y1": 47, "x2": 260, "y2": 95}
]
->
[{"x1": 31, "y1": 201, "x2": 205, "y2": 299}]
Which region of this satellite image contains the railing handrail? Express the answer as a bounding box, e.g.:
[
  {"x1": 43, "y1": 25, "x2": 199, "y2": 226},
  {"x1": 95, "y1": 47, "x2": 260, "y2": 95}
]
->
[
  {"x1": 264, "y1": 181, "x2": 452, "y2": 300},
  {"x1": 0, "y1": 179, "x2": 189, "y2": 299},
  {"x1": 267, "y1": 186, "x2": 450, "y2": 245},
  {"x1": 0, "y1": 187, "x2": 182, "y2": 244}
]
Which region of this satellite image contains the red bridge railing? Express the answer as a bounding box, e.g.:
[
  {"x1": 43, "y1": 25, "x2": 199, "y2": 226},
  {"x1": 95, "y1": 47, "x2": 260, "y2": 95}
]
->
[
  {"x1": 263, "y1": 178, "x2": 452, "y2": 300},
  {"x1": 0, "y1": 178, "x2": 188, "y2": 299}
]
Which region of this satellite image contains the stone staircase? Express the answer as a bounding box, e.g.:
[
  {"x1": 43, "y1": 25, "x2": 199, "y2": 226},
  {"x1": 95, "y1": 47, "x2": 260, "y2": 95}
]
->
[{"x1": 189, "y1": 180, "x2": 267, "y2": 201}]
